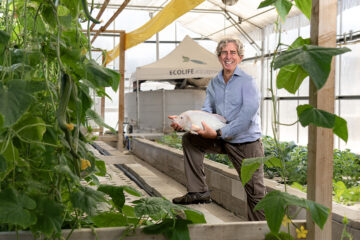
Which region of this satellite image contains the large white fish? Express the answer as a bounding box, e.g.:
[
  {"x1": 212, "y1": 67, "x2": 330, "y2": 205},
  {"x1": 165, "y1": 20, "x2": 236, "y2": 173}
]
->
[{"x1": 172, "y1": 110, "x2": 226, "y2": 134}]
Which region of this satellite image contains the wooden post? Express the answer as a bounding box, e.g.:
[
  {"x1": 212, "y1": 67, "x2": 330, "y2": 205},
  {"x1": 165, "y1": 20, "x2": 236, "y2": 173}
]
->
[
  {"x1": 117, "y1": 31, "x2": 125, "y2": 151},
  {"x1": 307, "y1": 0, "x2": 337, "y2": 239}
]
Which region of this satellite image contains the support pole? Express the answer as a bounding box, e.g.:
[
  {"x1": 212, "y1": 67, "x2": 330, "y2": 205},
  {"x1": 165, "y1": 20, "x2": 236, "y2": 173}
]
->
[
  {"x1": 100, "y1": 55, "x2": 105, "y2": 136},
  {"x1": 307, "y1": 0, "x2": 337, "y2": 239},
  {"x1": 117, "y1": 31, "x2": 125, "y2": 151}
]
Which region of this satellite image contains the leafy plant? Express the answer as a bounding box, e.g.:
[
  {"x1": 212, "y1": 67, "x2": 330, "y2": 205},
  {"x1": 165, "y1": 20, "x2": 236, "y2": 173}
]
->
[
  {"x1": 0, "y1": 1, "x2": 207, "y2": 239},
  {"x1": 241, "y1": 0, "x2": 351, "y2": 238}
]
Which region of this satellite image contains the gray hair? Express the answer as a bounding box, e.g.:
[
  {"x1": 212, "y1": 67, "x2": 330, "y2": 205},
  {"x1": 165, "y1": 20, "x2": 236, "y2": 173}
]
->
[{"x1": 216, "y1": 37, "x2": 244, "y2": 57}]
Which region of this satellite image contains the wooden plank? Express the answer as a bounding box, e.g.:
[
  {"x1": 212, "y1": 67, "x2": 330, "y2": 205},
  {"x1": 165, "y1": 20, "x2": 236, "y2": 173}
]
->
[
  {"x1": 117, "y1": 31, "x2": 125, "y2": 151},
  {"x1": 90, "y1": 0, "x2": 130, "y2": 44},
  {"x1": 97, "y1": 135, "x2": 117, "y2": 142},
  {"x1": 308, "y1": 0, "x2": 337, "y2": 239},
  {"x1": 89, "y1": 0, "x2": 110, "y2": 31}
]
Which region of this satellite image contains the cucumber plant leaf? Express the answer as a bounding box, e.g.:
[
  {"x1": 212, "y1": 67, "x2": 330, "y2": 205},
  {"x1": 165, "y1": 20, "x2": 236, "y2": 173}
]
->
[
  {"x1": 85, "y1": 59, "x2": 120, "y2": 92},
  {"x1": 0, "y1": 114, "x2": 3, "y2": 129},
  {"x1": 0, "y1": 30, "x2": 10, "y2": 54},
  {"x1": 123, "y1": 185, "x2": 142, "y2": 197},
  {"x1": 294, "y1": 0, "x2": 311, "y2": 20},
  {"x1": 98, "y1": 184, "x2": 127, "y2": 211},
  {"x1": 95, "y1": 159, "x2": 107, "y2": 177},
  {"x1": 305, "y1": 200, "x2": 330, "y2": 229},
  {"x1": 274, "y1": 45, "x2": 351, "y2": 90},
  {"x1": 184, "y1": 209, "x2": 206, "y2": 224},
  {"x1": 241, "y1": 156, "x2": 281, "y2": 186},
  {"x1": 0, "y1": 79, "x2": 47, "y2": 127},
  {"x1": 91, "y1": 212, "x2": 128, "y2": 227},
  {"x1": 86, "y1": 108, "x2": 116, "y2": 134},
  {"x1": 0, "y1": 154, "x2": 7, "y2": 172},
  {"x1": 255, "y1": 190, "x2": 329, "y2": 233},
  {"x1": 258, "y1": 0, "x2": 293, "y2": 22},
  {"x1": 143, "y1": 218, "x2": 192, "y2": 240},
  {"x1": 31, "y1": 197, "x2": 64, "y2": 237},
  {"x1": 70, "y1": 186, "x2": 105, "y2": 216},
  {"x1": 297, "y1": 104, "x2": 335, "y2": 128},
  {"x1": 0, "y1": 141, "x2": 19, "y2": 181},
  {"x1": 277, "y1": 37, "x2": 310, "y2": 93},
  {"x1": 333, "y1": 115, "x2": 348, "y2": 142},
  {"x1": 0, "y1": 188, "x2": 36, "y2": 228},
  {"x1": 13, "y1": 114, "x2": 46, "y2": 141},
  {"x1": 296, "y1": 104, "x2": 348, "y2": 142}
]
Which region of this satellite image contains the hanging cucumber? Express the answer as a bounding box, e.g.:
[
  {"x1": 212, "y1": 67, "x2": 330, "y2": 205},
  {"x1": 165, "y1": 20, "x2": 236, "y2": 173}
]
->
[
  {"x1": 57, "y1": 73, "x2": 72, "y2": 132},
  {"x1": 57, "y1": 73, "x2": 81, "y2": 176},
  {"x1": 81, "y1": 0, "x2": 100, "y2": 24}
]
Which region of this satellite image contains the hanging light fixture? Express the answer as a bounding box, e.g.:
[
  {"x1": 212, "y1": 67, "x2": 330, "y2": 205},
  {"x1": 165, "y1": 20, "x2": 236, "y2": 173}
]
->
[{"x1": 221, "y1": 0, "x2": 238, "y2": 6}]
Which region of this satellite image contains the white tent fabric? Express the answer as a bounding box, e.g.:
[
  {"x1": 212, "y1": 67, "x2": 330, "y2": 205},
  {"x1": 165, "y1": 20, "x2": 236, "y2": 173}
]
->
[{"x1": 134, "y1": 35, "x2": 221, "y2": 81}]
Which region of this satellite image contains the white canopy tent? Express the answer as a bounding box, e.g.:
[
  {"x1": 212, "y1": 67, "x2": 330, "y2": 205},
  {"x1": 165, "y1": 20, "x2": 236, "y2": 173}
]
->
[{"x1": 134, "y1": 35, "x2": 221, "y2": 86}]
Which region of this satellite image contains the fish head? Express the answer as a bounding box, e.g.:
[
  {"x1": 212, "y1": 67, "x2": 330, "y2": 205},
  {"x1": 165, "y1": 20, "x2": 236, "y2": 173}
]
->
[{"x1": 173, "y1": 112, "x2": 192, "y2": 131}]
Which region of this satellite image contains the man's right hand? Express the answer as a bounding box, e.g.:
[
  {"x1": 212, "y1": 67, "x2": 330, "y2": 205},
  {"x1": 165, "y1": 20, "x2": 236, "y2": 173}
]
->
[{"x1": 168, "y1": 115, "x2": 184, "y2": 131}]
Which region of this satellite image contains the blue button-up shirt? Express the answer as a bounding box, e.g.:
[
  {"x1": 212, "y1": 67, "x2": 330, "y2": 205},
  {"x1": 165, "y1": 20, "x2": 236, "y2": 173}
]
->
[{"x1": 201, "y1": 66, "x2": 261, "y2": 143}]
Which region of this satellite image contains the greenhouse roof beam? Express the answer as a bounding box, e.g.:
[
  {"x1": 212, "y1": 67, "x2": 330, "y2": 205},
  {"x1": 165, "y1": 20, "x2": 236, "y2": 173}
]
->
[
  {"x1": 91, "y1": 0, "x2": 131, "y2": 44},
  {"x1": 90, "y1": 0, "x2": 110, "y2": 31}
]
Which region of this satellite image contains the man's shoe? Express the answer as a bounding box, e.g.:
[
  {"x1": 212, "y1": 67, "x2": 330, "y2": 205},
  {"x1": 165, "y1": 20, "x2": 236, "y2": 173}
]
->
[{"x1": 172, "y1": 191, "x2": 211, "y2": 205}]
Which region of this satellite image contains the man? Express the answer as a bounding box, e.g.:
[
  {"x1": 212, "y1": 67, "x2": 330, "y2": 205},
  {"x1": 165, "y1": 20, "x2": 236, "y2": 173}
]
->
[{"x1": 169, "y1": 37, "x2": 265, "y2": 221}]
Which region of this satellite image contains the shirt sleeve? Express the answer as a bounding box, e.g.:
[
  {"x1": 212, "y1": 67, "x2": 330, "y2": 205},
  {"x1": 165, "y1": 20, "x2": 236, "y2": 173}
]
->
[{"x1": 220, "y1": 79, "x2": 260, "y2": 140}]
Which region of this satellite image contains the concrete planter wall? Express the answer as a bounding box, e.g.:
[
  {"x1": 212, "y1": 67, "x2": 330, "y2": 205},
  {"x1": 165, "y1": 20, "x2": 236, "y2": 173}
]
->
[
  {"x1": 0, "y1": 221, "x2": 305, "y2": 240},
  {"x1": 131, "y1": 138, "x2": 360, "y2": 239}
]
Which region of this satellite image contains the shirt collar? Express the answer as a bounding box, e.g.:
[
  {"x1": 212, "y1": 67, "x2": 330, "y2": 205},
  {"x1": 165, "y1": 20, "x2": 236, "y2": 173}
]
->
[{"x1": 217, "y1": 65, "x2": 243, "y2": 83}]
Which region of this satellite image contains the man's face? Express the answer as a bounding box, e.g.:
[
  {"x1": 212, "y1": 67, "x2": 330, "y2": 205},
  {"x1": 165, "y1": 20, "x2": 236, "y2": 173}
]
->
[{"x1": 218, "y1": 42, "x2": 243, "y2": 73}]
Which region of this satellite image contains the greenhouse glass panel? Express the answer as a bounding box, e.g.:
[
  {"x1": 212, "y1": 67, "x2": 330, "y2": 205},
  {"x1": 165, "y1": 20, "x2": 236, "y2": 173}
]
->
[
  {"x1": 337, "y1": 100, "x2": 360, "y2": 154},
  {"x1": 339, "y1": 44, "x2": 360, "y2": 95},
  {"x1": 279, "y1": 100, "x2": 299, "y2": 142}
]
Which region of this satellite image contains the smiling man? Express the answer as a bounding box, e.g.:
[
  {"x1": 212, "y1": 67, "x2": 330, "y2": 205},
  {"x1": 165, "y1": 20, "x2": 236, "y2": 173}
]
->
[{"x1": 169, "y1": 37, "x2": 265, "y2": 221}]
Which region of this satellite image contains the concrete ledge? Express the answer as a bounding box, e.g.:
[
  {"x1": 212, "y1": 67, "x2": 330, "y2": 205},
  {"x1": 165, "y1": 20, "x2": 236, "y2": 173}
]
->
[
  {"x1": 0, "y1": 221, "x2": 305, "y2": 240},
  {"x1": 131, "y1": 138, "x2": 360, "y2": 239}
]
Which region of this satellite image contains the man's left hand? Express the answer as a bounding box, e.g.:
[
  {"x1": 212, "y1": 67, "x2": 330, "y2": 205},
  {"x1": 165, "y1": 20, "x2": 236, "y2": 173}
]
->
[{"x1": 196, "y1": 121, "x2": 217, "y2": 139}]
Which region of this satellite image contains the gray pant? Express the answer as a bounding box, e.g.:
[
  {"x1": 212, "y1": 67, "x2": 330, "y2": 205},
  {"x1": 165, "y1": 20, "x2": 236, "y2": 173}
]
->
[{"x1": 182, "y1": 132, "x2": 266, "y2": 221}]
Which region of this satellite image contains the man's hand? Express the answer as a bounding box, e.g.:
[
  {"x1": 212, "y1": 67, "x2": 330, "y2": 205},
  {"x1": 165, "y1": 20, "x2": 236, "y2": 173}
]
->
[
  {"x1": 168, "y1": 115, "x2": 184, "y2": 131},
  {"x1": 196, "y1": 121, "x2": 217, "y2": 139}
]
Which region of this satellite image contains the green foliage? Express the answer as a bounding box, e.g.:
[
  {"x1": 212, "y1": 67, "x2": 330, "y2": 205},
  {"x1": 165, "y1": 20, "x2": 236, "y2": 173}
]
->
[
  {"x1": 0, "y1": 188, "x2": 36, "y2": 228},
  {"x1": 294, "y1": 0, "x2": 311, "y2": 19},
  {"x1": 276, "y1": 37, "x2": 310, "y2": 93},
  {"x1": 157, "y1": 132, "x2": 183, "y2": 150},
  {"x1": 274, "y1": 44, "x2": 351, "y2": 91},
  {"x1": 333, "y1": 181, "x2": 360, "y2": 204},
  {"x1": 255, "y1": 190, "x2": 329, "y2": 233},
  {"x1": 297, "y1": 104, "x2": 348, "y2": 142},
  {"x1": 133, "y1": 197, "x2": 206, "y2": 240},
  {"x1": 91, "y1": 212, "x2": 128, "y2": 227},
  {"x1": 0, "y1": 0, "x2": 126, "y2": 236},
  {"x1": 98, "y1": 184, "x2": 141, "y2": 212},
  {"x1": 258, "y1": 0, "x2": 293, "y2": 22},
  {"x1": 333, "y1": 149, "x2": 360, "y2": 187},
  {"x1": 30, "y1": 196, "x2": 64, "y2": 237},
  {"x1": 266, "y1": 231, "x2": 295, "y2": 240},
  {"x1": 86, "y1": 108, "x2": 117, "y2": 134},
  {"x1": 70, "y1": 186, "x2": 106, "y2": 216},
  {"x1": 241, "y1": 156, "x2": 281, "y2": 186}
]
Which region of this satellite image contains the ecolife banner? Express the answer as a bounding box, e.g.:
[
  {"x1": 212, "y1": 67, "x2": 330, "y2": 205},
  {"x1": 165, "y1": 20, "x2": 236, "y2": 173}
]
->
[{"x1": 105, "y1": 0, "x2": 205, "y2": 65}]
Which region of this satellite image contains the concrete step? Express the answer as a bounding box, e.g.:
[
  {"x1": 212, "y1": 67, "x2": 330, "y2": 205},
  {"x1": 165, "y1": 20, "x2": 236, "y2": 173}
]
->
[{"x1": 92, "y1": 141, "x2": 245, "y2": 224}]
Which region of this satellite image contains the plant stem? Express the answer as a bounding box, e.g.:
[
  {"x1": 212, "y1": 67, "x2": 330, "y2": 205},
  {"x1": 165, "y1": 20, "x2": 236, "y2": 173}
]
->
[{"x1": 269, "y1": 17, "x2": 288, "y2": 192}]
